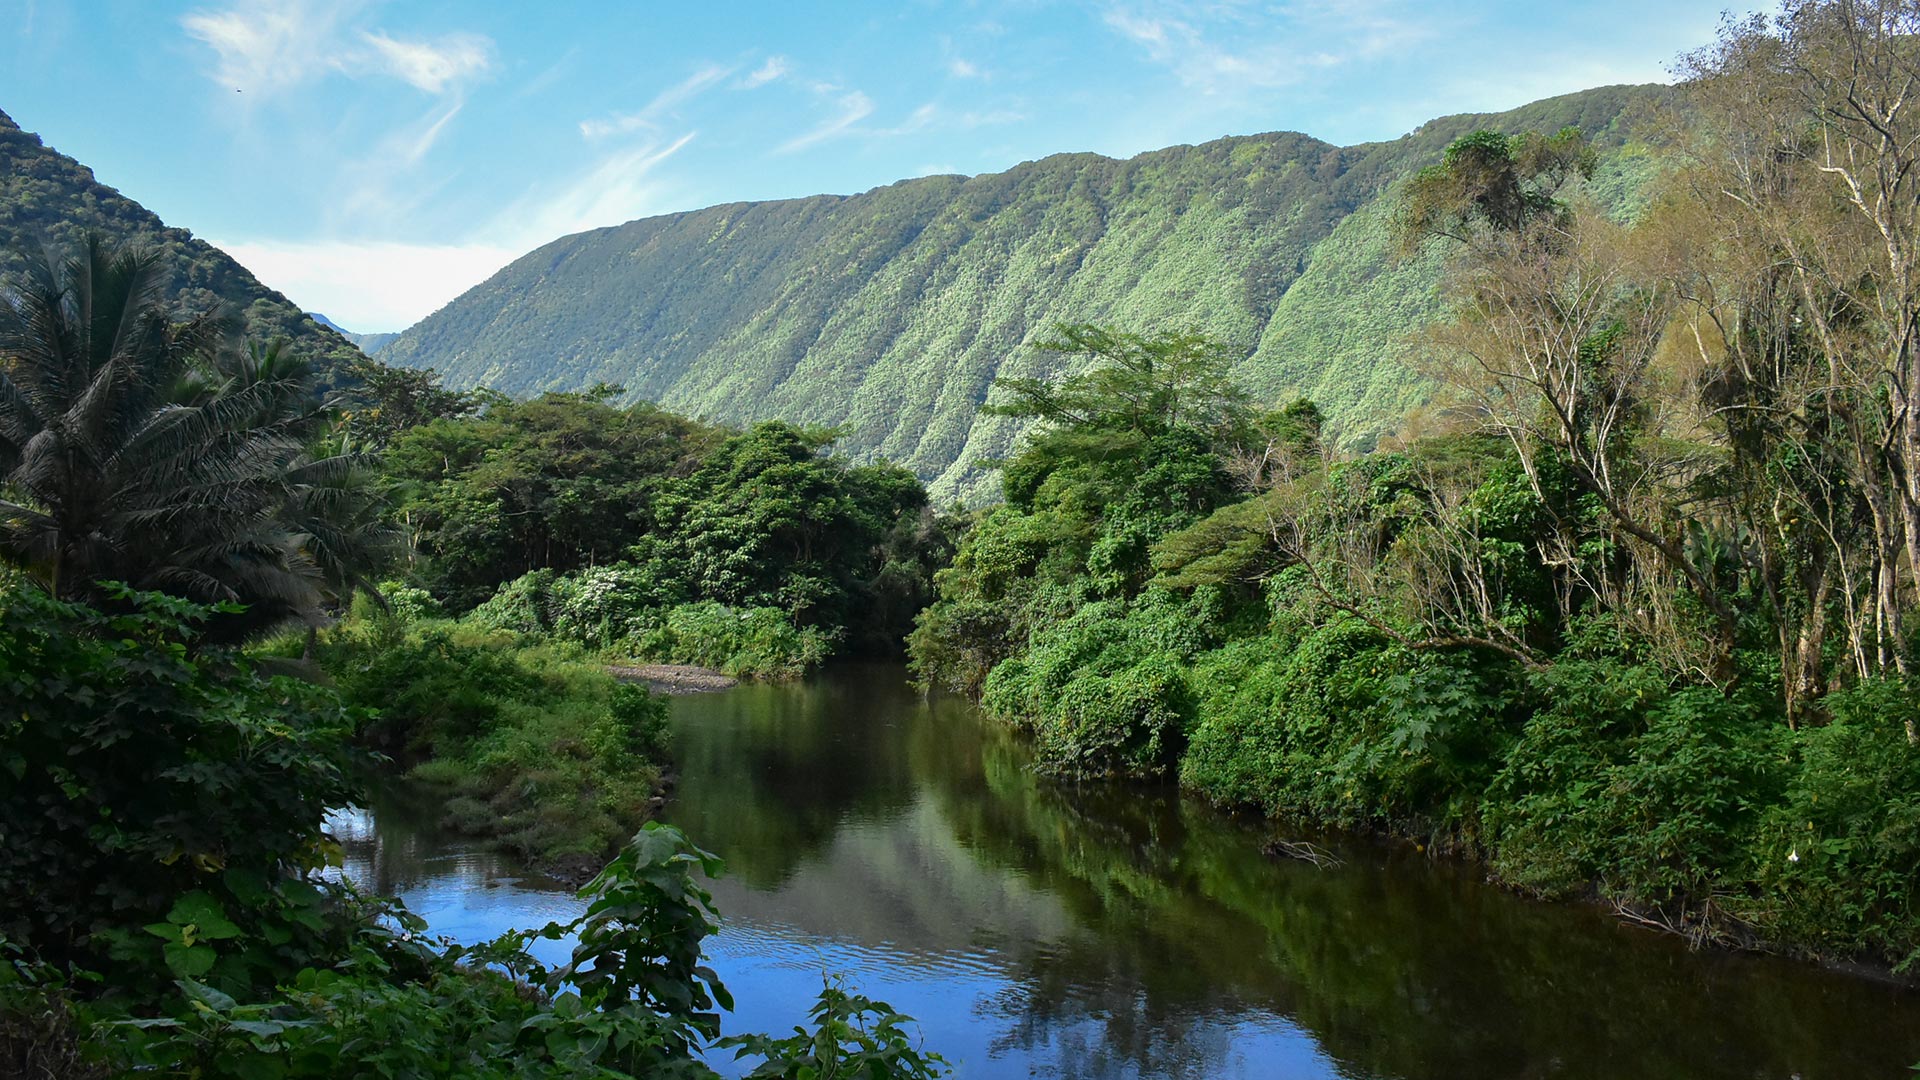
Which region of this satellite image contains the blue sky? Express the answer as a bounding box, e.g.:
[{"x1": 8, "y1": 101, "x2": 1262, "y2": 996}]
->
[{"x1": 2, "y1": 1, "x2": 1733, "y2": 331}]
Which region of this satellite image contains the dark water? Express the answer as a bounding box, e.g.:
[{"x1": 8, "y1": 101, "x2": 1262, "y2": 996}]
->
[{"x1": 336, "y1": 663, "x2": 1920, "y2": 1079}]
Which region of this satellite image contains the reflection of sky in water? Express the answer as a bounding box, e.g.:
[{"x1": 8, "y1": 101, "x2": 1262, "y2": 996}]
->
[{"x1": 330, "y1": 805, "x2": 1343, "y2": 1079}]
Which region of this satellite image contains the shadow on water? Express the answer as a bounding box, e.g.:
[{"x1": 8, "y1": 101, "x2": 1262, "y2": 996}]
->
[{"x1": 337, "y1": 663, "x2": 1920, "y2": 1080}]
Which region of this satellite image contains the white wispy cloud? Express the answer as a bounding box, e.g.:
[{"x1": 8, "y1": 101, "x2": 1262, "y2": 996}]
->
[
  {"x1": 326, "y1": 99, "x2": 466, "y2": 228},
  {"x1": 948, "y1": 58, "x2": 981, "y2": 79},
  {"x1": 870, "y1": 102, "x2": 940, "y2": 138},
  {"x1": 180, "y1": 0, "x2": 493, "y2": 95},
  {"x1": 358, "y1": 30, "x2": 494, "y2": 94},
  {"x1": 580, "y1": 64, "x2": 734, "y2": 139},
  {"x1": 773, "y1": 91, "x2": 1021, "y2": 155},
  {"x1": 777, "y1": 90, "x2": 876, "y2": 153},
  {"x1": 504, "y1": 133, "x2": 699, "y2": 242},
  {"x1": 181, "y1": 0, "x2": 357, "y2": 92},
  {"x1": 516, "y1": 48, "x2": 580, "y2": 99},
  {"x1": 1100, "y1": 0, "x2": 1431, "y2": 93},
  {"x1": 740, "y1": 55, "x2": 790, "y2": 89}
]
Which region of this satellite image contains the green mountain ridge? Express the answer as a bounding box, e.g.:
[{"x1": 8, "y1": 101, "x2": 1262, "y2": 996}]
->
[
  {"x1": 383, "y1": 84, "x2": 1663, "y2": 503},
  {"x1": 0, "y1": 107, "x2": 361, "y2": 376}
]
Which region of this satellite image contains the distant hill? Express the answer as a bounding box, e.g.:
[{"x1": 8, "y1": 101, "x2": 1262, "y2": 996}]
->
[
  {"x1": 311, "y1": 313, "x2": 399, "y2": 356},
  {"x1": 0, "y1": 108, "x2": 361, "y2": 376},
  {"x1": 382, "y1": 84, "x2": 1666, "y2": 504}
]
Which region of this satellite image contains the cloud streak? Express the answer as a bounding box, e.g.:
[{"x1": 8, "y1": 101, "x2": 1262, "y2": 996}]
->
[
  {"x1": 359, "y1": 30, "x2": 494, "y2": 94},
  {"x1": 579, "y1": 64, "x2": 734, "y2": 139},
  {"x1": 776, "y1": 95, "x2": 1020, "y2": 154},
  {"x1": 1100, "y1": 0, "x2": 1431, "y2": 92},
  {"x1": 741, "y1": 55, "x2": 790, "y2": 89},
  {"x1": 505, "y1": 132, "x2": 699, "y2": 242},
  {"x1": 777, "y1": 90, "x2": 876, "y2": 153},
  {"x1": 181, "y1": 0, "x2": 494, "y2": 95}
]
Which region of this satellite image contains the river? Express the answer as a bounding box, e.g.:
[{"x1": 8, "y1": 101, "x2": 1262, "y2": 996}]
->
[{"x1": 333, "y1": 662, "x2": 1920, "y2": 1079}]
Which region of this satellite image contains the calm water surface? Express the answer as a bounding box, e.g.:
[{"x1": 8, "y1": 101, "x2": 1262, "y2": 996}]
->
[{"x1": 334, "y1": 663, "x2": 1920, "y2": 1079}]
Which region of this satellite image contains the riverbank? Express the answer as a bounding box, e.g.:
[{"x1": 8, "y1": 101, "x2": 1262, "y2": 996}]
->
[
  {"x1": 309, "y1": 615, "x2": 676, "y2": 867},
  {"x1": 607, "y1": 663, "x2": 740, "y2": 694}
]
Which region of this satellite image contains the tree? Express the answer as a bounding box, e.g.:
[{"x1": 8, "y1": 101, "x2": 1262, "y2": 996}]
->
[
  {"x1": 384, "y1": 391, "x2": 719, "y2": 609},
  {"x1": 0, "y1": 236, "x2": 392, "y2": 637},
  {"x1": 988, "y1": 325, "x2": 1251, "y2": 443},
  {"x1": 1670, "y1": 0, "x2": 1920, "y2": 730},
  {"x1": 643, "y1": 421, "x2": 930, "y2": 630},
  {"x1": 912, "y1": 325, "x2": 1253, "y2": 693},
  {"x1": 1401, "y1": 128, "x2": 1750, "y2": 681},
  {"x1": 338, "y1": 355, "x2": 485, "y2": 447}
]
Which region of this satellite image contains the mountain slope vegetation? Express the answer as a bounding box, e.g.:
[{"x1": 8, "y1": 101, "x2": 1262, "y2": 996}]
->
[
  {"x1": 0, "y1": 107, "x2": 360, "y2": 375},
  {"x1": 383, "y1": 85, "x2": 1663, "y2": 502}
]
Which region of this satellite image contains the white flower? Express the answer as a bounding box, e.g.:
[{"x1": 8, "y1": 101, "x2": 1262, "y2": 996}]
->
[{"x1": 1787, "y1": 849, "x2": 1800, "y2": 863}]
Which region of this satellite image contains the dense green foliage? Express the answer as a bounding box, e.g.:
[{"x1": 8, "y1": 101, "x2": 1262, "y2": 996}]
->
[
  {"x1": 0, "y1": 109, "x2": 359, "y2": 378},
  {"x1": 0, "y1": 587, "x2": 945, "y2": 1079},
  {"x1": 381, "y1": 388, "x2": 719, "y2": 610},
  {"x1": 382, "y1": 86, "x2": 1664, "y2": 503},
  {"x1": 0, "y1": 225, "x2": 950, "y2": 1072},
  {"x1": 0, "y1": 587, "x2": 361, "y2": 985},
  {"x1": 913, "y1": 300, "x2": 1920, "y2": 967},
  {"x1": 382, "y1": 389, "x2": 948, "y2": 673}
]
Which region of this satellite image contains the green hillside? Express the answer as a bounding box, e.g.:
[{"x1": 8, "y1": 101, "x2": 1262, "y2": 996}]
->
[
  {"x1": 0, "y1": 108, "x2": 361, "y2": 375},
  {"x1": 383, "y1": 85, "x2": 1664, "y2": 502}
]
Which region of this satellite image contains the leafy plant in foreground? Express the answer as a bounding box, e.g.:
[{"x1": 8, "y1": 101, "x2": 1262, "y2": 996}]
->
[
  {"x1": 101, "y1": 825, "x2": 946, "y2": 1079},
  {"x1": 719, "y1": 978, "x2": 949, "y2": 1080}
]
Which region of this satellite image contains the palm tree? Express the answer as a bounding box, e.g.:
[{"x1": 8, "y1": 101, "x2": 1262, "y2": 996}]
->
[{"x1": 0, "y1": 234, "x2": 393, "y2": 637}]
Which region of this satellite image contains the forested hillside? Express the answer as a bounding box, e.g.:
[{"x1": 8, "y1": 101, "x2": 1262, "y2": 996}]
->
[
  {"x1": 383, "y1": 85, "x2": 1663, "y2": 502},
  {"x1": 0, "y1": 108, "x2": 360, "y2": 375}
]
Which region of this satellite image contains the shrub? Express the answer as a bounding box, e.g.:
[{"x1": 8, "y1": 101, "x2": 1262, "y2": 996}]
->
[
  {"x1": 1752, "y1": 680, "x2": 1920, "y2": 967},
  {"x1": 981, "y1": 595, "x2": 1216, "y2": 778},
  {"x1": 0, "y1": 586, "x2": 362, "y2": 988},
  {"x1": 460, "y1": 568, "x2": 837, "y2": 679},
  {"x1": 1481, "y1": 660, "x2": 1663, "y2": 896},
  {"x1": 1601, "y1": 688, "x2": 1784, "y2": 906},
  {"x1": 464, "y1": 568, "x2": 558, "y2": 635},
  {"x1": 319, "y1": 619, "x2": 668, "y2": 862},
  {"x1": 633, "y1": 602, "x2": 836, "y2": 680},
  {"x1": 548, "y1": 564, "x2": 674, "y2": 648}
]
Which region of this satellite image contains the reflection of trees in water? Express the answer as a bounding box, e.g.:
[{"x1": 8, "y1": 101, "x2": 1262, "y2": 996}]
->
[
  {"x1": 664, "y1": 668, "x2": 927, "y2": 887},
  {"x1": 977, "y1": 952, "x2": 1270, "y2": 1080},
  {"x1": 330, "y1": 792, "x2": 556, "y2": 898},
  {"x1": 903, "y1": 676, "x2": 1920, "y2": 1080}
]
